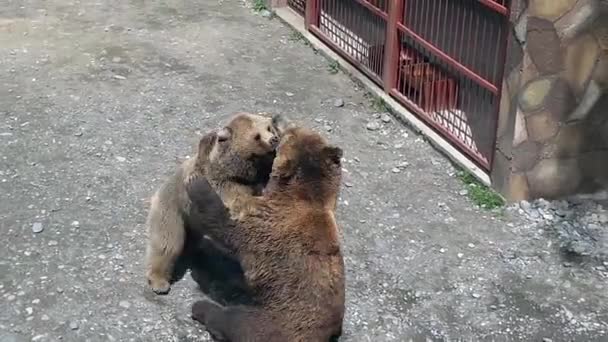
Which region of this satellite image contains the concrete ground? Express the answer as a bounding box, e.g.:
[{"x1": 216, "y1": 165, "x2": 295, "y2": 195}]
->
[{"x1": 1, "y1": 0, "x2": 607, "y2": 341}]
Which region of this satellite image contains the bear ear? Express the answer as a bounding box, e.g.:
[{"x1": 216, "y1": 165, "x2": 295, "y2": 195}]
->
[
  {"x1": 271, "y1": 114, "x2": 295, "y2": 135},
  {"x1": 322, "y1": 146, "x2": 343, "y2": 165},
  {"x1": 217, "y1": 127, "x2": 232, "y2": 142}
]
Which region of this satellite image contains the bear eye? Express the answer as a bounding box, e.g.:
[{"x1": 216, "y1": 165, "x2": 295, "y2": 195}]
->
[
  {"x1": 255, "y1": 134, "x2": 261, "y2": 141},
  {"x1": 267, "y1": 126, "x2": 272, "y2": 132}
]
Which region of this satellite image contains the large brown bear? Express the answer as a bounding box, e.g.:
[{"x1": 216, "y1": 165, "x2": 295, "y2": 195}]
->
[{"x1": 186, "y1": 125, "x2": 345, "y2": 342}]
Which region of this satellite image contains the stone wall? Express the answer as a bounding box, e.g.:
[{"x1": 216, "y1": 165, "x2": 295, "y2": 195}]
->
[{"x1": 493, "y1": 0, "x2": 608, "y2": 201}]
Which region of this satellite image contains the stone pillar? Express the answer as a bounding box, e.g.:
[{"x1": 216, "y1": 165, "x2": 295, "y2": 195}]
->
[{"x1": 494, "y1": 0, "x2": 608, "y2": 200}]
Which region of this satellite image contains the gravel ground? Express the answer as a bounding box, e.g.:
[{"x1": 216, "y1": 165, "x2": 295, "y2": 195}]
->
[{"x1": 1, "y1": 1, "x2": 607, "y2": 341}]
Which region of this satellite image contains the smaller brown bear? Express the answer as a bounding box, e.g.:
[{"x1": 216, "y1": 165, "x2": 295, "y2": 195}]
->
[
  {"x1": 145, "y1": 112, "x2": 285, "y2": 295},
  {"x1": 187, "y1": 125, "x2": 345, "y2": 342}
]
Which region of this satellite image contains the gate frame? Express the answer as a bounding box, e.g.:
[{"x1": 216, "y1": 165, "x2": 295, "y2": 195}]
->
[{"x1": 274, "y1": 0, "x2": 505, "y2": 186}]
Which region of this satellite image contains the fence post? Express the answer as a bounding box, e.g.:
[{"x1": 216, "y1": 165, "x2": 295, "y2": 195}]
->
[
  {"x1": 383, "y1": 0, "x2": 404, "y2": 93},
  {"x1": 305, "y1": 0, "x2": 319, "y2": 29}
]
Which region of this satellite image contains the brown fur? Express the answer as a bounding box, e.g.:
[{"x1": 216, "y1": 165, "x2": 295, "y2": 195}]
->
[
  {"x1": 145, "y1": 112, "x2": 285, "y2": 295},
  {"x1": 187, "y1": 126, "x2": 345, "y2": 342}
]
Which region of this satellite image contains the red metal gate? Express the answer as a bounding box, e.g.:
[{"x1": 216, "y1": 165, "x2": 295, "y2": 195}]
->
[{"x1": 295, "y1": 0, "x2": 510, "y2": 170}]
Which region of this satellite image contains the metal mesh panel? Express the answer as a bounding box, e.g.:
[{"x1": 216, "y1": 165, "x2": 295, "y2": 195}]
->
[
  {"x1": 318, "y1": 0, "x2": 387, "y2": 82},
  {"x1": 394, "y1": 38, "x2": 498, "y2": 166}
]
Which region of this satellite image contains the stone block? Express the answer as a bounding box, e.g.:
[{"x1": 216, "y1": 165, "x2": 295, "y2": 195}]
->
[
  {"x1": 509, "y1": 172, "x2": 531, "y2": 201},
  {"x1": 527, "y1": 157, "x2": 582, "y2": 199},
  {"x1": 513, "y1": 140, "x2": 540, "y2": 172},
  {"x1": 527, "y1": 17, "x2": 563, "y2": 75},
  {"x1": 529, "y1": 0, "x2": 577, "y2": 21},
  {"x1": 519, "y1": 77, "x2": 553, "y2": 113},
  {"x1": 554, "y1": 123, "x2": 585, "y2": 157},
  {"x1": 564, "y1": 33, "x2": 600, "y2": 95},
  {"x1": 526, "y1": 110, "x2": 560, "y2": 142},
  {"x1": 555, "y1": 0, "x2": 599, "y2": 40},
  {"x1": 545, "y1": 78, "x2": 577, "y2": 122},
  {"x1": 513, "y1": 109, "x2": 529, "y2": 146}
]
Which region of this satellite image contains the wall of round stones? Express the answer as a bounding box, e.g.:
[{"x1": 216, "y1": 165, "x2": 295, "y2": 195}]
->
[{"x1": 493, "y1": 0, "x2": 608, "y2": 201}]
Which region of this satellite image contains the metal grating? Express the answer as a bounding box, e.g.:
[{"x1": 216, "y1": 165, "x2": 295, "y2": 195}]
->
[
  {"x1": 306, "y1": 0, "x2": 511, "y2": 170},
  {"x1": 288, "y1": 0, "x2": 306, "y2": 16},
  {"x1": 401, "y1": 0, "x2": 508, "y2": 89},
  {"x1": 392, "y1": 39, "x2": 498, "y2": 166},
  {"x1": 317, "y1": 0, "x2": 387, "y2": 83}
]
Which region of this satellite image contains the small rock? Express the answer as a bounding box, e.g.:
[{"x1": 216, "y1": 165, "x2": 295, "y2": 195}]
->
[
  {"x1": 41, "y1": 314, "x2": 50, "y2": 321},
  {"x1": 344, "y1": 182, "x2": 353, "y2": 188},
  {"x1": 391, "y1": 168, "x2": 401, "y2": 174},
  {"x1": 323, "y1": 125, "x2": 332, "y2": 132},
  {"x1": 115, "y1": 156, "x2": 126, "y2": 162},
  {"x1": 563, "y1": 262, "x2": 573, "y2": 268},
  {"x1": 48, "y1": 240, "x2": 58, "y2": 246},
  {"x1": 260, "y1": 9, "x2": 273, "y2": 18},
  {"x1": 366, "y1": 121, "x2": 381, "y2": 131},
  {"x1": 439, "y1": 248, "x2": 446, "y2": 253},
  {"x1": 471, "y1": 293, "x2": 481, "y2": 299},
  {"x1": 56, "y1": 288, "x2": 64, "y2": 294},
  {"x1": 457, "y1": 253, "x2": 464, "y2": 259},
  {"x1": 74, "y1": 131, "x2": 83, "y2": 137},
  {"x1": 542, "y1": 338, "x2": 553, "y2": 342},
  {"x1": 25, "y1": 307, "x2": 33, "y2": 315},
  {"x1": 459, "y1": 190, "x2": 469, "y2": 196},
  {"x1": 380, "y1": 114, "x2": 391, "y2": 123},
  {"x1": 32, "y1": 298, "x2": 40, "y2": 304},
  {"x1": 285, "y1": 91, "x2": 294, "y2": 97},
  {"x1": 467, "y1": 243, "x2": 475, "y2": 248},
  {"x1": 490, "y1": 305, "x2": 497, "y2": 310},
  {"x1": 333, "y1": 98, "x2": 344, "y2": 107},
  {"x1": 119, "y1": 300, "x2": 131, "y2": 309},
  {"x1": 32, "y1": 222, "x2": 44, "y2": 233},
  {"x1": 69, "y1": 321, "x2": 79, "y2": 330},
  {"x1": 113, "y1": 74, "x2": 126, "y2": 80},
  {"x1": 71, "y1": 221, "x2": 80, "y2": 228}
]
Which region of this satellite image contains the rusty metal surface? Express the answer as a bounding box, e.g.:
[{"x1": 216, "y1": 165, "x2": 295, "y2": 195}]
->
[{"x1": 302, "y1": 0, "x2": 511, "y2": 170}]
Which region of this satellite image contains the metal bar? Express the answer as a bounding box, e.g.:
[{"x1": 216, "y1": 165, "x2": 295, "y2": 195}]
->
[
  {"x1": 389, "y1": 88, "x2": 490, "y2": 169},
  {"x1": 396, "y1": 22, "x2": 498, "y2": 94},
  {"x1": 477, "y1": 0, "x2": 508, "y2": 15},
  {"x1": 352, "y1": 0, "x2": 388, "y2": 19},
  {"x1": 305, "y1": 0, "x2": 319, "y2": 28},
  {"x1": 309, "y1": 25, "x2": 384, "y2": 86},
  {"x1": 382, "y1": 0, "x2": 404, "y2": 92}
]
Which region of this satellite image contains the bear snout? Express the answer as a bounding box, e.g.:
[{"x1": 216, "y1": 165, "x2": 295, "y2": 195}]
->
[{"x1": 269, "y1": 135, "x2": 280, "y2": 148}]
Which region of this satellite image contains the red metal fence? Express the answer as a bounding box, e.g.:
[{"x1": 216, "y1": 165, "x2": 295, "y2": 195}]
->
[{"x1": 292, "y1": 0, "x2": 511, "y2": 170}]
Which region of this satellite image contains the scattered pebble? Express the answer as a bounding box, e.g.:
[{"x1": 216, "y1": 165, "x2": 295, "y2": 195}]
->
[
  {"x1": 260, "y1": 9, "x2": 273, "y2": 18},
  {"x1": 48, "y1": 240, "x2": 58, "y2": 246},
  {"x1": 113, "y1": 74, "x2": 126, "y2": 80},
  {"x1": 41, "y1": 314, "x2": 49, "y2": 321},
  {"x1": 380, "y1": 114, "x2": 391, "y2": 123},
  {"x1": 32, "y1": 222, "x2": 44, "y2": 233},
  {"x1": 119, "y1": 300, "x2": 131, "y2": 309},
  {"x1": 71, "y1": 221, "x2": 80, "y2": 227},
  {"x1": 69, "y1": 321, "x2": 79, "y2": 330},
  {"x1": 285, "y1": 91, "x2": 294, "y2": 97},
  {"x1": 25, "y1": 307, "x2": 33, "y2": 316},
  {"x1": 366, "y1": 121, "x2": 381, "y2": 131},
  {"x1": 115, "y1": 156, "x2": 126, "y2": 162},
  {"x1": 391, "y1": 168, "x2": 400, "y2": 174},
  {"x1": 471, "y1": 293, "x2": 481, "y2": 299},
  {"x1": 459, "y1": 190, "x2": 468, "y2": 196},
  {"x1": 439, "y1": 248, "x2": 446, "y2": 253},
  {"x1": 333, "y1": 98, "x2": 344, "y2": 107},
  {"x1": 467, "y1": 243, "x2": 475, "y2": 248},
  {"x1": 457, "y1": 253, "x2": 464, "y2": 259}
]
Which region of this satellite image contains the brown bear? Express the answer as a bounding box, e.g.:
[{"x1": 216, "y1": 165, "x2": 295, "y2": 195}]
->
[
  {"x1": 145, "y1": 112, "x2": 286, "y2": 295},
  {"x1": 186, "y1": 125, "x2": 345, "y2": 342}
]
